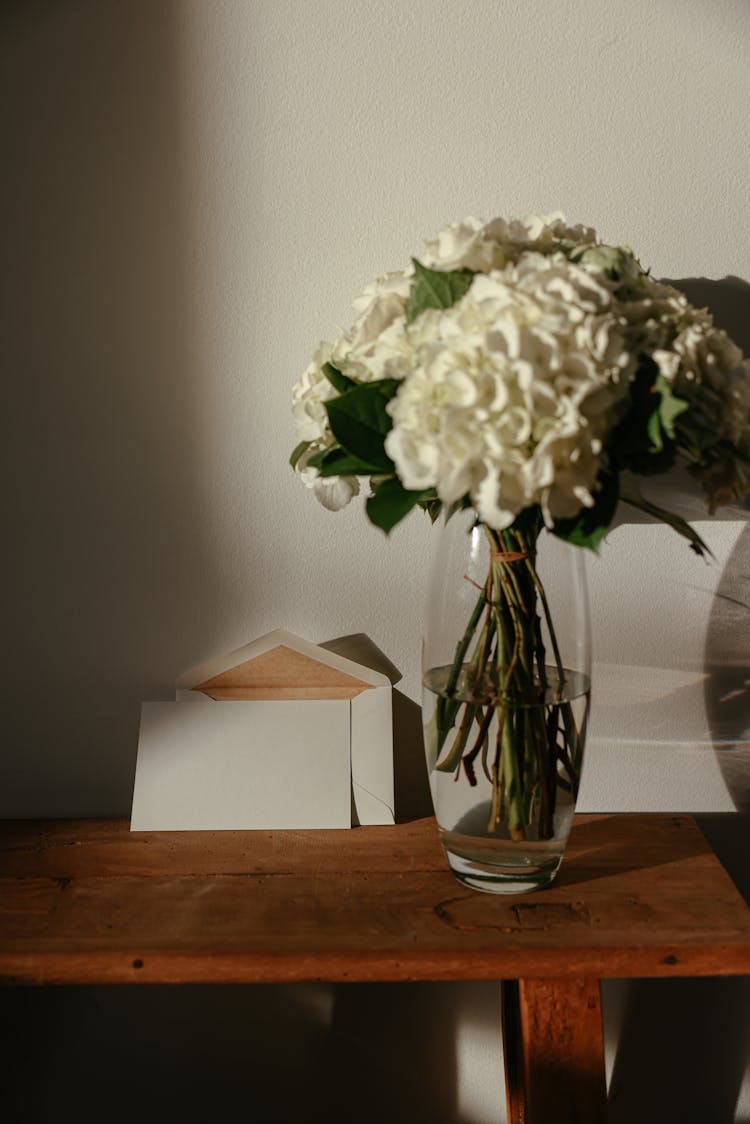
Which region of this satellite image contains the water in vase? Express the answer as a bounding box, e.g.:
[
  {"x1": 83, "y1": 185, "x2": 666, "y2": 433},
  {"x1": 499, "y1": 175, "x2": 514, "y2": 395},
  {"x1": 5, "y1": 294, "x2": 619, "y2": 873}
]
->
[{"x1": 423, "y1": 664, "x2": 591, "y2": 893}]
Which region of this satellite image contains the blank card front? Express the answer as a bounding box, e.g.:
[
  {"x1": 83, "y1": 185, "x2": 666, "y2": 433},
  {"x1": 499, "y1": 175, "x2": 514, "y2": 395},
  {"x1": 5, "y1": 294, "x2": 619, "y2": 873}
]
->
[{"x1": 131, "y1": 699, "x2": 351, "y2": 831}]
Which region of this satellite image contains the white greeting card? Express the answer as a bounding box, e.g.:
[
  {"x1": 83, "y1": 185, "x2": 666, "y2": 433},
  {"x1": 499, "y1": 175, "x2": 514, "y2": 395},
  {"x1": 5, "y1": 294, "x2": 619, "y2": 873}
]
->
[{"x1": 130, "y1": 630, "x2": 394, "y2": 830}]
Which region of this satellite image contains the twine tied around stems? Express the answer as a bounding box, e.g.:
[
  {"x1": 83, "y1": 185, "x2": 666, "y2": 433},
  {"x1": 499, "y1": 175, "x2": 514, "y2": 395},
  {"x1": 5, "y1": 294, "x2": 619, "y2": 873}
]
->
[
  {"x1": 490, "y1": 549, "x2": 528, "y2": 563},
  {"x1": 463, "y1": 548, "x2": 529, "y2": 590}
]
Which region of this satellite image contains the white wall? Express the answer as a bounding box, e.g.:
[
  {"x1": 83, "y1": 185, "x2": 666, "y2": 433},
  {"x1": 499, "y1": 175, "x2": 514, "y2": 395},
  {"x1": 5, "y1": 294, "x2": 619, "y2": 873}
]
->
[{"x1": 3, "y1": 2, "x2": 749, "y2": 1121}]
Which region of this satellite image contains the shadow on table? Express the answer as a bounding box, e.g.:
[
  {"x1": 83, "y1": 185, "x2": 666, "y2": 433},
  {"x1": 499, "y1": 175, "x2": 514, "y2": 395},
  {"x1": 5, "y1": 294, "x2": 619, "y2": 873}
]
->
[{"x1": 553, "y1": 814, "x2": 710, "y2": 890}]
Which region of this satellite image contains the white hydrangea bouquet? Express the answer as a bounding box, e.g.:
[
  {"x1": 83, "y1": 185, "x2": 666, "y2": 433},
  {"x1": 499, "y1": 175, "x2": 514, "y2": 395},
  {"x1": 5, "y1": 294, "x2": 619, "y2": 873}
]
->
[{"x1": 290, "y1": 214, "x2": 750, "y2": 863}]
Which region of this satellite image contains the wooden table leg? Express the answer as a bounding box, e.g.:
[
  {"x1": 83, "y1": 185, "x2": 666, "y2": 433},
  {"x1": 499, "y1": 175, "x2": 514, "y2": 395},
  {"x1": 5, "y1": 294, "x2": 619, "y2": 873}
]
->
[{"x1": 501, "y1": 976, "x2": 607, "y2": 1124}]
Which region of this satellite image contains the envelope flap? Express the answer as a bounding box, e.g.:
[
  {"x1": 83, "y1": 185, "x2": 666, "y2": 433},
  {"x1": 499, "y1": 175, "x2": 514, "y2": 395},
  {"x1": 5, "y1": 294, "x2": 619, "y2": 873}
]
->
[{"x1": 177, "y1": 629, "x2": 391, "y2": 700}]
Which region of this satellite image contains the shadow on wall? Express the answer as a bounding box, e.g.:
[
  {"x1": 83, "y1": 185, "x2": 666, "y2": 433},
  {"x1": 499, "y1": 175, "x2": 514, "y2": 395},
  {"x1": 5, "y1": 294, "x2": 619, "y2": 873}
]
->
[
  {"x1": 607, "y1": 975, "x2": 750, "y2": 1124},
  {"x1": 670, "y1": 276, "x2": 750, "y2": 813},
  {"x1": 606, "y1": 275, "x2": 750, "y2": 1124},
  {"x1": 1, "y1": 984, "x2": 339, "y2": 1123},
  {"x1": 328, "y1": 982, "x2": 474, "y2": 1124},
  {"x1": 319, "y1": 631, "x2": 434, "y2": 822},
  {"x1": 1, "y1": 979, "x2": 503, "y2": 1124},
  {"x1": 666, "y1": 275, "x2": 750, "y2": 362},
  {"x1": 319, "y1": 634, "x2": 476, "y2": 1123},
  {"x1": 2, "y1": 3, "x2": 231, "y2": 815},
  {"x1": 705, "y1": 523, "x2": 750, "y2": 813}
]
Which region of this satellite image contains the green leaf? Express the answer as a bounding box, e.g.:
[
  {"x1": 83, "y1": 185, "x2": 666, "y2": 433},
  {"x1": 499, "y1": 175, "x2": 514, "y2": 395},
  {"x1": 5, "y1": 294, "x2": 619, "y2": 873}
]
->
[
  {"x1": 569, "y1": 243, "x2": 637, "y2": 281},
  {"x1": 418, "y1": 496, "x2": 443, "y2": 523},
  {"x1": 306, "y1": 446, "x2": 331, "y2": 470},
  {"x1": 647, "y1": 373, "x2": 689, "y2": 453},
  {"x1": 325, "y1": 380, "x2": 399, "y2": 471},
  {"x1": 610, "y1": 360, "x2": 677, "y2": 476},
  {"x1": 366, "y1": 475, "x2": 430, "y2": 533},
  {"x1": 552, "y1": 471, "x2": 620, "y2": 552},
  {"x1": 322, "y1": 362, "x2": 357, "y2": 394},
  {"x1": 619, "y1": 481, "x2": 714, "y2": 560},
  {"x1": 646, "y1": 412, "x2": 662, "y2": 452},
  {"x1": 314, "y1": 446, "x2": 387, "y2": 477},
  {"x1": 289, "y1": 440, "x2": 312, "y2": 470},
  {"x1": 405, "y1": 260, "x2": 475, "y2": 324}
]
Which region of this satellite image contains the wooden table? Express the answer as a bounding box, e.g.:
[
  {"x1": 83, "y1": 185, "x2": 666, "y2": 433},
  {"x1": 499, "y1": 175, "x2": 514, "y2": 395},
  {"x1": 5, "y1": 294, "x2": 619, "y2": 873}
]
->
[{"x1": 1, "y1": 813, "x2": 749, "y2": 1123}]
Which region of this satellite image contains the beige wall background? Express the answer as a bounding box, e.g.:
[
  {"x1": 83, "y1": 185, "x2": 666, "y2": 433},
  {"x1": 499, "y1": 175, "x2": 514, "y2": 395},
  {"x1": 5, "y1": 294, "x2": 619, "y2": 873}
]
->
[{"x1": 3, "y1": 1, "x2": 749, "y2": 1120}]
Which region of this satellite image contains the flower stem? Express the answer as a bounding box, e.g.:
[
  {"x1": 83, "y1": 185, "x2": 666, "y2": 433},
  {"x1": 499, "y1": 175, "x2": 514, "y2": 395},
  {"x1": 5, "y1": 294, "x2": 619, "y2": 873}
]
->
[{"x1": 433, "y1": 513, "x2": 583, "y2": 842}]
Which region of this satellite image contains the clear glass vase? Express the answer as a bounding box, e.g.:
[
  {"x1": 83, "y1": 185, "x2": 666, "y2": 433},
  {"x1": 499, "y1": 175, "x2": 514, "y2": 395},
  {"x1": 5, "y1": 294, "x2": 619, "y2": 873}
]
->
[{"x1": 422, "y1": 508, "x2": 591, "y2": 894}]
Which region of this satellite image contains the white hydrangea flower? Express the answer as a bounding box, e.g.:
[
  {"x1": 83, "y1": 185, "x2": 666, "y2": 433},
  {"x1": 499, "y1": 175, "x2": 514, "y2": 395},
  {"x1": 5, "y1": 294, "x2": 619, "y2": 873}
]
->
[
  {"x1": 422, "y1": 213, "x2": 597, "y2": 273},
  {"x1": 517, "y1": 212, "x2": 597, "y2": 247},
  {"x1": 291, "y1": 343, "x2": 336, "y2": 444},
  {"x1": 616, "y1": 276, "x2": 750, "y2": 457},
  {"x1": 295, "y1": 442, "x2": 360, "y2": 511},
  {"x1": 291, "y1": 345, "x2": 360, "y2": 512},
  {"x1": 671, "y1": 323, "x2": 750, "y2": 464},
  {"x1": 292, "y1": 213, "x2": 750, "y2": 526},
  {"x1": 331, "y1": 270, "x2": 413, "y2": 382},
  {"x1": 422, "y1": 217, "x2": 511, "y2": 272},
  {"x1": 385, "y1": 262, "x2": 632, "y2": 529}
]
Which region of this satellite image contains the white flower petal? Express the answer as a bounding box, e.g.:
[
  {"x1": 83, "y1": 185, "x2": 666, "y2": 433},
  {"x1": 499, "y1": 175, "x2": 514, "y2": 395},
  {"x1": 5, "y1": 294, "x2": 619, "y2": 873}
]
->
[{"x1": 312, "y1": 474, "x2": 360, "y2": 511}]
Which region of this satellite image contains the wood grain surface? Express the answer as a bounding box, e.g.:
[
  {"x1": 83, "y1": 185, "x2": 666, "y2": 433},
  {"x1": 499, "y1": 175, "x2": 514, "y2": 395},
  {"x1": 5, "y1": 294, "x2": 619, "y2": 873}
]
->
[{"x1": 1, "y1": 814, "x2": 748, "y2": 986}]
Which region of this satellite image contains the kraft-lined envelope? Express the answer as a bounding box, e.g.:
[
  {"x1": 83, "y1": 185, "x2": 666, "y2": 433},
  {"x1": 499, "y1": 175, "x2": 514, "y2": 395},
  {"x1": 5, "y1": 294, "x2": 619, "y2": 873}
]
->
[{"x1": 130, "y1": 629, "x2": 394, "y2": 830}]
